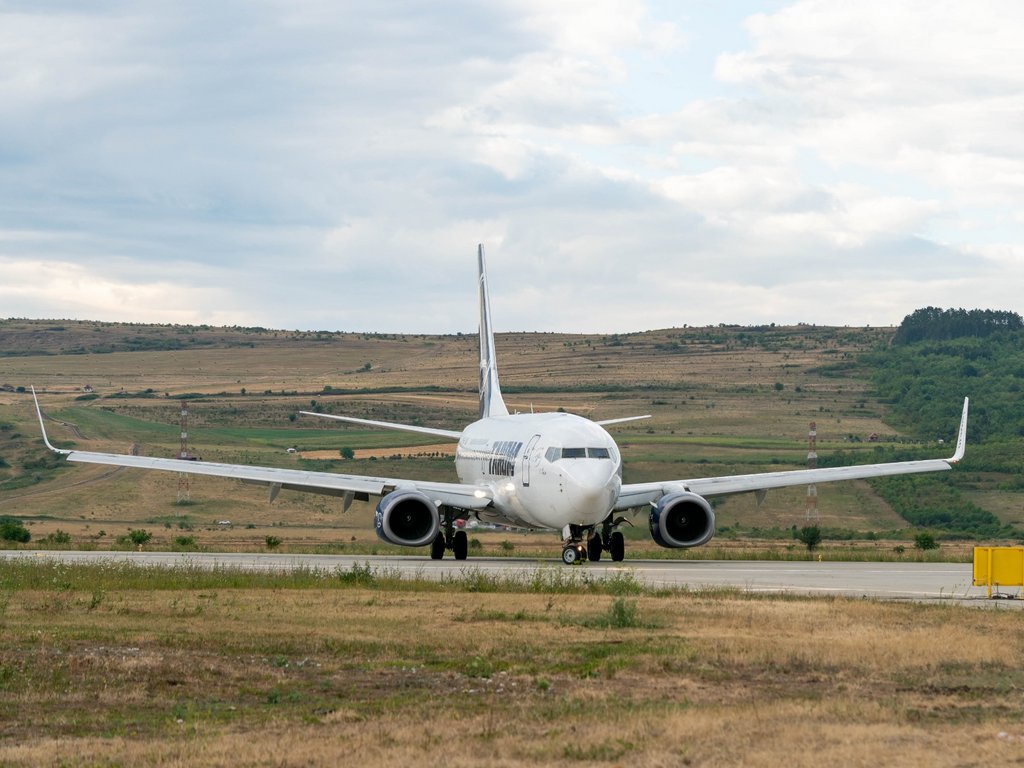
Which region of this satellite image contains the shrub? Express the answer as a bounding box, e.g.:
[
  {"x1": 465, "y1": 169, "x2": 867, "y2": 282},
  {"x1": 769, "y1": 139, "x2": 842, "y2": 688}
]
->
[
  {"x1": 0, "y1": 520, "x2": 30, "y2": 543},
  {"x1": 41, "y1": 530, "x2": 71, "y2": 545},
  {"x1": 914, "y1": 532, "x2": 939, "y2": 551},
  {"x1": 796, "y1": 525, "x2": 822, "y2": 552},
  {"x1": 128, "y1": 529, "x2": 152, "y2": 545},
  {"x1": 265, "y1": 535, "x2": 282, "y2": 549}
]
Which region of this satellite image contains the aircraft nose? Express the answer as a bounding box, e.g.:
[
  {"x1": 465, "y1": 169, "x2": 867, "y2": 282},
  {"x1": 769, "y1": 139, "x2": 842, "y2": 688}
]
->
[{"x1": 565, "y1": 462, "x2": 620, "y2": 520}]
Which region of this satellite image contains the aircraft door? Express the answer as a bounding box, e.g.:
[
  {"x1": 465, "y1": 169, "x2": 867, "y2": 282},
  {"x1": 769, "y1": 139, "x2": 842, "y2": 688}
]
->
[{"x1": 522, "y1": 434, "x2": 542, "y2": 487}]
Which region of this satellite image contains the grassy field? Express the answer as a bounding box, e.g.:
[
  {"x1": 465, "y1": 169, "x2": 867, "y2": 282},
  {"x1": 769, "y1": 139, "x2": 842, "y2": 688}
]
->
[
  {"x1": 0, "y1": 561, "x2": 1022, "y2": 766},
  {"x1": 1, "y1": 321, "x2": 1021, "y2": 764},
  {"x1": 1, "y1": 319, "x2": 1021, "y2": 555}
]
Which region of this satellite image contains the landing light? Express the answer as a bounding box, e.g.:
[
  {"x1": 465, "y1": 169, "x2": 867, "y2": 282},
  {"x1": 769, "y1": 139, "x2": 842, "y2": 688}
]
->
[
  {"x1": 473, "y1": 489, "x2": 487, "y2": 499},
  {"x1": 503, "y1": 482, "x2": 515, "y2": 493}
]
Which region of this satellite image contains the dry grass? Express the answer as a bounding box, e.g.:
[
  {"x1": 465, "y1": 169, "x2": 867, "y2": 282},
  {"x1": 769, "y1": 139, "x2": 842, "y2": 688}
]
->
[
  {"x1": 301, "y1": 443, "x2": 456, "y2": 460},
  {"x1": 0, "y1": 573, "x2": 1022, "y2": 766},
  {"x1": 2, "y1": 320, "x2": 1020, "y2": 548}
]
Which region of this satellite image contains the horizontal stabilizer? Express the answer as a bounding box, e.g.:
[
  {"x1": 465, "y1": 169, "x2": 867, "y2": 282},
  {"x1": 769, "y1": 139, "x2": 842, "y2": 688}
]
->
[
  {"x1": 299, "y1": 411, "x2": 462, "y2": 440},
  {"x1": 595, "y1": 415, "x2": 651, "y2": 427}
]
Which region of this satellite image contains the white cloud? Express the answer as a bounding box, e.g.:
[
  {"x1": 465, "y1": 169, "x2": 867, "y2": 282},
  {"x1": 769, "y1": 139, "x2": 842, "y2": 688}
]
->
[{"x1": 0, "y1": 1, "x2": 1021, "y2": 334}]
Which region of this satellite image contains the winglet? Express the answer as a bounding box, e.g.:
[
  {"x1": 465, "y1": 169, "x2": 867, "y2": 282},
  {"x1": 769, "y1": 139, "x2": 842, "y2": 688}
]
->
[
  {"x1": 948, "y1": 396, "x2": 969, "y2": 464},
  {"x1": 478, "y1": 244, "x2": 509, "y2": 419},
  {"x1": 31, "y1": 386, "x2": 71, "y2": 455}
]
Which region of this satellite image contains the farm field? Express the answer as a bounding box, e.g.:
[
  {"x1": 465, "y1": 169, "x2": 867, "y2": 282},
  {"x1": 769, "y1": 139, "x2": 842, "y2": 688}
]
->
[{"x1": 1, "y1": 318, "x2": 1018, "y2": 555}]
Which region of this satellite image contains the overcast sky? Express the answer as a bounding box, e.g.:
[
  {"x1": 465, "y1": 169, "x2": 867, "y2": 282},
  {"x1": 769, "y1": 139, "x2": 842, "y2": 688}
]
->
[{"x1": 2, "y1": 1, "x2": 1023, "y2": 333}]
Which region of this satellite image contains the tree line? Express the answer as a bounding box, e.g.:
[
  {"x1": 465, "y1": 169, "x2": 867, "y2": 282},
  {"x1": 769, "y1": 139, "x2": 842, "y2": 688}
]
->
[{"x1": 894, "y1": 307, "x2": 1023, "y2": 345}]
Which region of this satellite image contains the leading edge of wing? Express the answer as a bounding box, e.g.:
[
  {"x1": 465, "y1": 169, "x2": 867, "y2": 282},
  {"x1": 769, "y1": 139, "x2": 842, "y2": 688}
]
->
[
  {"x1": 617, "y1": 397, "x2": 969, "y2": 509},
  {"x1": 61, "y1": 450, "x2": 490, "y2": 509},
  {"x1": 299, "y1": 411, "x2": 462, "y2": 440}
]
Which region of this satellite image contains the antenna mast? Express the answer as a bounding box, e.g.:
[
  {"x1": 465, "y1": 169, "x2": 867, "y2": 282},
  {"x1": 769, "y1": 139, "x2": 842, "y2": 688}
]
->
[
  {"x1": 177, "y1": 401, "x2": 191, "y2": 505},
  {"x1": 806, "y1": 421, "x2": 818, "y2": 521}
]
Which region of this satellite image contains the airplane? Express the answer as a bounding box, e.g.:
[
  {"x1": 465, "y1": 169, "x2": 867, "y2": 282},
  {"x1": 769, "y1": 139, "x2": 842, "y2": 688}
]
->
[{"x1": 33, "y1": 245, "x2": 969, "y2": 565}]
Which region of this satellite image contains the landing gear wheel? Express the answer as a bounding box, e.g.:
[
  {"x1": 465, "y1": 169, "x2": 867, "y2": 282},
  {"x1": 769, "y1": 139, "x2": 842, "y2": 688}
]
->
[
  {"x1": 561, "y1": 545, "x2": 579, "y2": 565},
  {"x1": 453, "y1": 530, "x2": 468, "y2": 560},
  {"x1": 587, "y1": 533, "x2": 602, "y2": 562},
  {"x1": 609, "y1": 531, "x2": 625, "y2": 562},
  {"x1": 430, "y1": 532, "x2": 445, "y2": 560}
]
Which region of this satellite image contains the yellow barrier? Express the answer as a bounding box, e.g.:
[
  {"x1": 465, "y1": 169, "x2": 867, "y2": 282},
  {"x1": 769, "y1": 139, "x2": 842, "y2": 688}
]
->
[{"x1": 973, "y1": 547, "x2": 1024, "y2": 598}]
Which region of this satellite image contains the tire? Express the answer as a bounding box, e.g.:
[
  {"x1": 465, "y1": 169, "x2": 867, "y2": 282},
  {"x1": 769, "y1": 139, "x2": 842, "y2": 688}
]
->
[
  {"x1": 430, "y1": 532, "x2": 445, "y2": 560},
  {"x1": 453, "y1": 530, "x2": 468, "y2": 560},
  {"x1": 561, "y1": 545, "x2": 578, "y2": 565},
  {"x1": 609, "y1": 531, "x2": 625, "y2": 562},
  {"x1": 587, "y1": 533, "x2": 602, "y2": 562}
]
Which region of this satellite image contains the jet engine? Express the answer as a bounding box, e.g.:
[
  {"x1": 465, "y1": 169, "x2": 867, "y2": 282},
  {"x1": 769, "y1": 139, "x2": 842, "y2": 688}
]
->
[
  {"x1": 374, "y1": 490, "x2": 440, "y2": 547},
  {"x1": 649, "y1": 491, "x2": 716, "y2": 548}
]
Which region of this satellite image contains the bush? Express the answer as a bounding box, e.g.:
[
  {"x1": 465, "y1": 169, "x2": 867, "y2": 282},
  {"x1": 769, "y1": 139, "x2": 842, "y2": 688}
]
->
[
  {"x1": 0, "y1": 520, "x2": 30, "y2": 543},
  {"x1": 174, "y1": 535, "x2": 196, "y2": 549},
  {"x1": 41, "y1": 530, "x2": 71, "y2": 545},
  {"x1": 265, "y1": 535, "x2": 282, "y2": 549},
  {"x1": 914, "y1": 532, "x2": 939, "y2": 551},
  {"x1": 128, "y1": 529, "x2": 152, "y2": 545},
  {"x1": 796, "y1": 525, "x2": 822, "y2": 552}
]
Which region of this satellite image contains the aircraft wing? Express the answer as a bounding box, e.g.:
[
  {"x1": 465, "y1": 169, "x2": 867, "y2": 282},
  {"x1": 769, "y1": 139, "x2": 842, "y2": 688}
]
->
[
  {"x1": 32, "y1": 391, "x2": 491, "y2": 511},
  {"x1": 616, "y1": 397, "x2": 969, "y2": 510}
]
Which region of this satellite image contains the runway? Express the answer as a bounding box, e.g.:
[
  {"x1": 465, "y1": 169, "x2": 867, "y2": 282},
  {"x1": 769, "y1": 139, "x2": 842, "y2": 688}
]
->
[{"x1": 1, "y1": 549, "x2": 1014, "y2": 605}]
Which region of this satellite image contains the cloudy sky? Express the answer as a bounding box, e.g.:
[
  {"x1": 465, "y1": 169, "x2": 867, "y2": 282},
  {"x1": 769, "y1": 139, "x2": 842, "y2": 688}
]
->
[{"x1": 2, "y1": 1, "x2": 1023, "y2": 333}]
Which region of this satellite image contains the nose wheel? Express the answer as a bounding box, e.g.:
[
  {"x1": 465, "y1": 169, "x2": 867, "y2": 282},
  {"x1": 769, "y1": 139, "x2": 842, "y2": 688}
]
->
[
  {"x1": 561, "y1": 542, "x2": 587, "y2": 565},
  {"x1": 561, "y1": 519, "x2": 628, "y2": 565}
]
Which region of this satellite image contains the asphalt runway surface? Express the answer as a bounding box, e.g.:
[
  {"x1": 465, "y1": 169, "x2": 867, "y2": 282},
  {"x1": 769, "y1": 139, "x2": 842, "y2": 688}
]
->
[{"x1": 2, "y1": 549, "x2": 1018, "y2": 606}]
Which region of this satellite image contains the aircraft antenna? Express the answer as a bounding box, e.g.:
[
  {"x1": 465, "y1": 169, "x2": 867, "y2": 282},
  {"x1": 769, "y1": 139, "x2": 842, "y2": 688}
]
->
[
  {"x1": 806, "y1": 421, "x2": 818, "y2": 521},
  {"x1": 177, "y1": 400, "x2": 192, "y2": 505}
]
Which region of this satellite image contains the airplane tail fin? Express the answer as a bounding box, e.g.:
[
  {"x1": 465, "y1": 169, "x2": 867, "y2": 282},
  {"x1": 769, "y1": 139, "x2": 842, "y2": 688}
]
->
[{"x1": 478, "y1": 244, "x2": 509, "y2": 419}]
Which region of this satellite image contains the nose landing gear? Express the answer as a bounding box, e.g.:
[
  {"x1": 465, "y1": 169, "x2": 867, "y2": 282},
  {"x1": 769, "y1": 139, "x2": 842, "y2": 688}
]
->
[
  {"x1": 561, "y1": 541, "x2": 587, "y2": 564},
  {"x1": 561, "y1": 517, "x2": 629, "y2": 564}
]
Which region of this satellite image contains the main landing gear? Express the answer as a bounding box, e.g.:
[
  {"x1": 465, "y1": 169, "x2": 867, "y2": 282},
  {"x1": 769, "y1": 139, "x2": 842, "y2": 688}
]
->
[
  {"x1": 430, "y1": 514, "x2": 468, "y2": 561},
  {"x1": 561, "y1": 518, "x2": 628, "y2": 565}
]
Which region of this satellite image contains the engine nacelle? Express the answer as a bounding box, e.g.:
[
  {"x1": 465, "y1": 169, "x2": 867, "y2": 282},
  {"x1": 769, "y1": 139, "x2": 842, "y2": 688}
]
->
[
  {"x1": 374, "y1": 490, "x2": 440, "y2": 547},
  {"x1": 649, "y1": 491, "x2": 716, "y2": 548}
]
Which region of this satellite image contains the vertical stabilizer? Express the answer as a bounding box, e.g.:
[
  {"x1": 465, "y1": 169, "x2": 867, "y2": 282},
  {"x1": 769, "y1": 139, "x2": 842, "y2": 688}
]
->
[{"x1": 478, "y1": 244, "x2": 509, "y2": 419}]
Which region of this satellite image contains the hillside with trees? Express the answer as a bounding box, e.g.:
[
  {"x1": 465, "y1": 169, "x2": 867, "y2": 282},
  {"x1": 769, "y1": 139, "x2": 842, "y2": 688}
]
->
[{"x1": 853, "y1": 306, "x2": 1024, "y2": 539}]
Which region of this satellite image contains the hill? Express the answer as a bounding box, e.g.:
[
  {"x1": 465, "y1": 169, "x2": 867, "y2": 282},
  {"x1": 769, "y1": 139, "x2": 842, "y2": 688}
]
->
[{"x1": 1, "y1": 317, "x2": 1019, "y2": 553}]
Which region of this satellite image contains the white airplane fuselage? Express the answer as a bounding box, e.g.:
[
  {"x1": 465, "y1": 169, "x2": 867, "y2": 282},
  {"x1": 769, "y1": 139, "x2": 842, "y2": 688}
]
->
[{"x1": 454, "y1": 412, "x2": 622, "y2": 531}]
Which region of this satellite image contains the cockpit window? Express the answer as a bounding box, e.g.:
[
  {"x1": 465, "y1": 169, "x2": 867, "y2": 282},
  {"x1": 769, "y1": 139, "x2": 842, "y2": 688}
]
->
[{"x1": 547, "y1": 447, "x2": 612, "y2": 461}]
